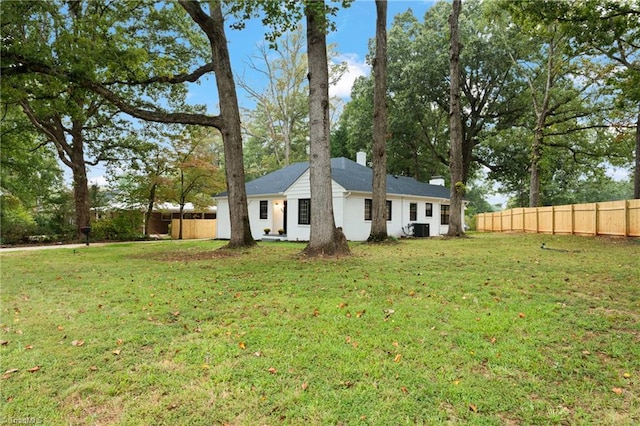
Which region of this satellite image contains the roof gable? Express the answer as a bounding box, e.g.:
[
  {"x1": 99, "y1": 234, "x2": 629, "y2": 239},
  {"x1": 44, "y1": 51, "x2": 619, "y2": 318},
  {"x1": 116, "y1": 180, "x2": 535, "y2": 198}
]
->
[{"x1": 215, "y1": 157, "x2": 450, "y2": 199}]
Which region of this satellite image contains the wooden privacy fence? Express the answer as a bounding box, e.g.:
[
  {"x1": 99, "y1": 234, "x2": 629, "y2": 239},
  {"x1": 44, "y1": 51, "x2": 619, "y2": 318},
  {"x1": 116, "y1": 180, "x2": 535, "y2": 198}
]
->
[
  {"x1": 171, "y1": 218, "x2": 216, "y2": 239},
  {"x1": 476, "y1": 200, "x2": 640, "y2": 237}
]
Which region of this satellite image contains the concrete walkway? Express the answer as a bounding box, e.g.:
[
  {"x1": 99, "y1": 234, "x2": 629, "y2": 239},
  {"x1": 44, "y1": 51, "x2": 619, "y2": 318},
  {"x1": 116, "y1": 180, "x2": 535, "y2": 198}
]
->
[{"x1": 0, "y1": 243, "x2": 107, "y2": 252}]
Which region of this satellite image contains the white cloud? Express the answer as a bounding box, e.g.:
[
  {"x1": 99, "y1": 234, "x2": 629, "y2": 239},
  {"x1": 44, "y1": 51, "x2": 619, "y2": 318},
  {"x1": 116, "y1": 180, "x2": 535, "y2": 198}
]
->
[
  {"x1": 605, "y1": 166, "x2": 630, "y2": 182},
  {"x1": 330, "y1": 53, "x2": 370, "y2": 99},
  {"x1": 89, "y1": 175, "x2": 108, "y2": 187}
]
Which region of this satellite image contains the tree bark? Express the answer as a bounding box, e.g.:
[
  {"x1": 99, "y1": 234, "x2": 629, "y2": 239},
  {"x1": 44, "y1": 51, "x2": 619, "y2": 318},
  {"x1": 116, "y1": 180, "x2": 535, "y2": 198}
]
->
[
  {"x1": 303, "y1": 1, "x2": 350, "y2": 257},
  {"x1": 70, "y1": 142, "x2": 91, "y2": 240},
  {"x1": 180, "y1": 1, "x2": 254, "y2": 248},
  {"x1": 19, "y1": 100, "x2": 92, "y2": 240},
  {"x1": 369, "y1": 0, "x2": 389, "y2": 242},
  {"x1": 529, "y1": 127, "x2": 544, "y2": 207},
  {"x1": 144, "y1": 182, "x2": 157, "y2": 237},
  {"x1": 635, "y1": 104, "x2": 640, "y2": 199},
  {"x1": 447, "y1": 0, "x2": 465, "y2": 237}
]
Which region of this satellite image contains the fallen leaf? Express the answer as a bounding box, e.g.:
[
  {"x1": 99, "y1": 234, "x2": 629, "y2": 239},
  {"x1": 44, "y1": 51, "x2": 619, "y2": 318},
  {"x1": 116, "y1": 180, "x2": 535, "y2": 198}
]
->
[
  {"x1": 393, "y1": 353, "x2": 402, "y2": 363},
  {"x1": 267, "y1": 367, "x2": 277, "y2": 374},
  {"x1": 518, "y1": 312, "x2": 526, "y2": 318},
  {"x1": 57, "y1": 325, "x2": 64, "y2": 331},
  {"x1": 623, "y1": 372, "x2": 631, "y2": 379},
  {"x1": 409, "y1": 291, "x2": 416, "y2": 297},
  {"x1": 392, "y1": 341, "x2": 399, "y2": 347},
  {"x1": 25, "y1": 345, "x2": 33, "y2": 350},
  {"x1": 612, "y1": 387, "x2": 623, "y2": 395},
  {"x1": 3, "y1": 369, "x2": 18, "y2": 375},
  {"x1": 172, "y1": 311, "x2": 180, "y2": 317},
  {"x1": 254, "y1": 351, "x2": 262, "y2": 357},
  {"x1": 71, "y1": 340, "x2": 85, "y2": 347},
  {"x1": 1, "y1": 340, "x2": 8, "y2": 346},
  {"x1": 167, "y1": 403, "x2": 179, "y2": 410},
  {"x1": 238, "y1": 342, "x2": 246, "y2": 350},
  {"x1": 582, "y1": 350, "x2": 591, "y2": 355},
  {"x1": 356, "y1": 310, "x2": 365, "y2": 318},
  {"x1": 400, "y1": 386, "x2": 408, "y2": 394},
  {"x1": 28, "y1": 366, "x2": 40, "y2": 373},
  {"x1": 469, "y1": 404, "x2": 478, "y2": 412},
  {"x1": 116, "y1": 339, "x2": 124, "y2": 346},
  {"x1": 112, "y1": 349, "x2": 121, "y2": 356},
  {"x1": 345, "y1": 312, "x2": 352, "y2": 318},
  {"x1": 301, "y1": 382, "x2": 309, "y2": 391},
  {"x1": 490, "y1": 337, "x2": 497, "y2": 344},
  {"x1": 338, "y1": 302, "x2": 347, "y2": 309},
  {"x1": 89, "y1": 366, "x2": 98, "y2": 371}
]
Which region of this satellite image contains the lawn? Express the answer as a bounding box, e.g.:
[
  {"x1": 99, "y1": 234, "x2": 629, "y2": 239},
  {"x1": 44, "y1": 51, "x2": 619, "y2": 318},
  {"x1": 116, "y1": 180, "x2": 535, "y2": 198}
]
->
[{"x1": 1, "y1": 233, "x2": 639, "y2": 425}]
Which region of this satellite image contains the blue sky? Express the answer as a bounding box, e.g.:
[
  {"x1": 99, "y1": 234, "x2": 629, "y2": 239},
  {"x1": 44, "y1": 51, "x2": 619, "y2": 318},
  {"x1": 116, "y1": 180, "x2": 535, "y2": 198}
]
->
[
  {"x1": 89, "y1": 1, "x2": 437, "y2": 186},
  {"x1": 185, "y1": 0, "x2": 437, "y2": 111}
]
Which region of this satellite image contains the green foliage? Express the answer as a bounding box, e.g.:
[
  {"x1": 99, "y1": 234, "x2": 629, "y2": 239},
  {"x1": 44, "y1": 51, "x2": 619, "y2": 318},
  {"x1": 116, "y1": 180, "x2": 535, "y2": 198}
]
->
[
  {"x1": 90, "y1": 211, "x2": 144, "y2": 241},
  {"x1": 1, "y1": 234, "x2": 639, "y2": 423},
  {"x1": 0, "y1": 195, "x2": 37, "y2": 245}
]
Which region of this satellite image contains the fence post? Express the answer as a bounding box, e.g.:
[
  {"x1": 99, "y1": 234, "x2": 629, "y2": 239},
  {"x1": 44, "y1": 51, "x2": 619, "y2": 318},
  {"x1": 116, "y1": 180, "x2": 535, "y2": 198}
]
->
[
  {"x1": 593, "y1": 203, "x2": 598, "y2": 236},
  {"x1": 624, "y1": 200, "x2": 629, "y2": 237},
  {"x1": 551, "y1": 206, "x2": 555, "y2": 235},
  {"x1": 570, "y1": 204, "x2": 574, "y2": 235},
  {"x1": 536, "y1": 207, "x2": 539, "y2": 233}
]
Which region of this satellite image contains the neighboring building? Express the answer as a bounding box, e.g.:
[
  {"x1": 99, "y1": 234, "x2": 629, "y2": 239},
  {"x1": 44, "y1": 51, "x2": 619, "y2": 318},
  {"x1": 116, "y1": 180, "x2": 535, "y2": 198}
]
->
[
  {"x1": 147, "y1": 203, "x2": 216, "y2": 235},
  {"x1": 93, "y1": 202, "x2": 216, "y2": 237},
  {"x1": 214, "y1": 154, "x2": 463, "y2": 241}
]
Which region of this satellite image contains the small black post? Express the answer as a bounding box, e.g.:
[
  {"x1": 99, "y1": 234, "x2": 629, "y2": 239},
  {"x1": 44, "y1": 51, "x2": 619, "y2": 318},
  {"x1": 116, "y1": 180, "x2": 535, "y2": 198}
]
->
[{"x1": 80, "y1": 226, "x2": 91, "y2": 246}]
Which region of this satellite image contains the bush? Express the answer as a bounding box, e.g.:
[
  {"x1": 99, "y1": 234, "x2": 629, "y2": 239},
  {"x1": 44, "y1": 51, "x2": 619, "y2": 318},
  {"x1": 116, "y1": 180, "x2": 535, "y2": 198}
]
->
[
  {"x1": 91, "y1": 210, "x2": 143, "y2": 241},
  {"x1": 0, "y1": 195, "x2": 37, "y2": 245}
]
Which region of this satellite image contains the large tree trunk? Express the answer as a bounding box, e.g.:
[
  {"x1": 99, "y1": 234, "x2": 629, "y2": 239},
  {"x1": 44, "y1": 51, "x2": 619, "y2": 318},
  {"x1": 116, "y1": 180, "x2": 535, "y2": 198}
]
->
[
  {"x1": 70, "y1": 154, "x2": 91, "y2": 241},
  {"x1": 208, "y1": 3, "x2": 253, "y2": 248},
  {"x1": 369, "y1": 0, "x2": 389, "y2": 242},
  {"x1": 446, "y1": 0, "x2": 465, "y2": 237},
  {"x1": 180, "y1": 1, "x2": 255, "y2": 248},
  {"x1": 303, "y1": 1, "x2": 350, "y2": 257},
  {"x1": 634, "y1": 105, "x2": 640, "y2": 199},
  {"x1": 144, "y1": 183, "x2": 157, "y2": 237},
  {"x1": 529, "y1": 127, "x2": 544, "y2": 207}
]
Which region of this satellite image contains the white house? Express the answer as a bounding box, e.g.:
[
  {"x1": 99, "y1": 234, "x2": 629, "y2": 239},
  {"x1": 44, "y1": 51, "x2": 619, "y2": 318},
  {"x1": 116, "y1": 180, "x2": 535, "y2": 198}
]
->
[{"x1": 214, "y1": 154, "x2": 463, "y2": 241}]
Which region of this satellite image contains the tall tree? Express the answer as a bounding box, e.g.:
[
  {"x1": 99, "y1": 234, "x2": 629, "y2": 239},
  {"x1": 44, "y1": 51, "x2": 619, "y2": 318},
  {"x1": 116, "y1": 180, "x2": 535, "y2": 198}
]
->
[
  {"x1": 3, "y1": 0, "x2": 256, "y2": 248},
  {"x1": 513, "y1": 0, "x2": 640, "y2": 199},
  {"x1": 1, "y1": 2, "x2": 140, "y2": 239},
  {"x1": 447, "y1": 0, "x2": 465, "y2": 236},
  {"x1": 159, "y1": 128, "x2": 225, "y2": 240},
  {"x1": 369, "y1": 0, "x2": 389, "y2": 241},
  {"x1": 303, "y1": 0, "x2": 350, "y2": 256},
  {"x1": 239, "y1": 26, "x2": 309, "y2": 172}
]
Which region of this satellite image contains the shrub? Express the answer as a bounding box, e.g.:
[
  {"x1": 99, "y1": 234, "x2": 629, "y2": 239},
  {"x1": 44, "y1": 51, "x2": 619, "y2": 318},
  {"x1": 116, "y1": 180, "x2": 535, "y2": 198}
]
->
[
  {"x1": 0, "y1": 195, "x2": 37, "y2": 245},
  {"x1": 91, "y1": 210, "x2": 143, "y2": 241}
]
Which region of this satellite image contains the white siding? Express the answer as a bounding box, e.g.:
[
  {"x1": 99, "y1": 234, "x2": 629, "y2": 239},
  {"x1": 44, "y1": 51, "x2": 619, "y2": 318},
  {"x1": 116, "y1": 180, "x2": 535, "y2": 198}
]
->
[
  {"x1": 215, "y1": 171, "x2": 463, "y2": 241},
  {"x1": 284, "y1": 170, "x2": 347, "y2": 241},
  {"x1": 215, "y1": 199, "x2": 231, "y2": 239}
]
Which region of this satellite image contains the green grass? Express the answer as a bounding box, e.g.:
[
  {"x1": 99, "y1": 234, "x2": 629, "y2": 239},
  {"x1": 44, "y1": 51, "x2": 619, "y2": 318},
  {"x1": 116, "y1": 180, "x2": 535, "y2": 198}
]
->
[{"x1": 1, "y1": 233, "x2": 639, "y2": 425}]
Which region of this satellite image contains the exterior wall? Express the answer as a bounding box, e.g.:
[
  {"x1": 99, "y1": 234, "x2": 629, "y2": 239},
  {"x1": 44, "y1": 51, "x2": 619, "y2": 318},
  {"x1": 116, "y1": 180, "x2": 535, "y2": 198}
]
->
[
  {"x1": 247, "y1": 197, "x2": 287, "y2": 240},
  {"x1": 215, "y1": 175, "x2": 462, "y2": 241},
  {"x1": 340, "y1": 194, "x2": 452, "y2": 240},
  {"x1": 215, "y1": 200, "x2": 231, "y2": 239},
  {"x1": 283, "y1": 170, "x2": 348, "y2": 242}
]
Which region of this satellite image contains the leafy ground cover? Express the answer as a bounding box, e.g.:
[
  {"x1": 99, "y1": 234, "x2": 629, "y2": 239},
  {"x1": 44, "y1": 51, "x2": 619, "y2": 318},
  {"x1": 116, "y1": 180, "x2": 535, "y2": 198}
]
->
[{"x1": 1, "y1": 233, "x2": 639, "y2": 425}]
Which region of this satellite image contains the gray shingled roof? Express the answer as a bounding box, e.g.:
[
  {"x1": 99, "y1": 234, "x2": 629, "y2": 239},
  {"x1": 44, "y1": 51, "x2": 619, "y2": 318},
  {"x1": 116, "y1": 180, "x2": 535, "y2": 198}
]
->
[{"x1": 216, "y1": 157, "x2": 451, "y2": 199}]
